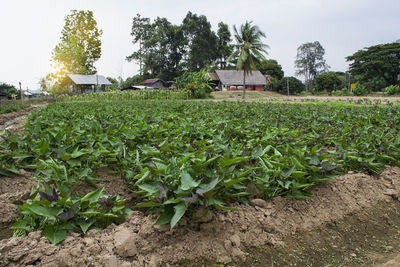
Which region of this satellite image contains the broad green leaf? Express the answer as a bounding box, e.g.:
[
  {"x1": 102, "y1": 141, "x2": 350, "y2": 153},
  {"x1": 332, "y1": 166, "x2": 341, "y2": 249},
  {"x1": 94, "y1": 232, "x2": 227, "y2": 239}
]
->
[
  {"x1": 154, "y1": 209, "x2": 174, "y2": 226},
  {"x1": 81, "y1": 187, "x2": 104, "y2": 204},
  {"x1": 27, "y1": 206, "x2": 62, "y2": 218},
  {"x1": 43, "y1": 225, "x2": 67, "y2": 245},
  {"x1": 77, "y1": 218, "x2": 96, "y2": 234},
  {"x1": 180, "y1": 171, "x2": 200, "y2": 191},
  {"x1": 170, "y1": 202, "x2": 187, "y2": 229}
]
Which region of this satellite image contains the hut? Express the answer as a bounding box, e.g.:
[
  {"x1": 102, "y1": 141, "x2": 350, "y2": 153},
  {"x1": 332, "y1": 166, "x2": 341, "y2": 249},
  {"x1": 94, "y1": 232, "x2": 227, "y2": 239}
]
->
[
  {"x1": 214, "y1": 70, "x2": 266, "y2": 91},
  {"x1": 140, "y1": 78, "x2": 165, "y2": 89},
  {"x1": 65, "y1": 74, "x2": 112, "y2": 93}
]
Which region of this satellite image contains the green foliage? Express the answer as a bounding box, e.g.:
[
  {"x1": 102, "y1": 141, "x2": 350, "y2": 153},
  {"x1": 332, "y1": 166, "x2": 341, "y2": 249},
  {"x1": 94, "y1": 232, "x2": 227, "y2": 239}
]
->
[
  {"x1": 175, "y1": 69, "x2": 213, "y2": 99},
  {"x1": 256, "y1": 59, "x2": 284, "y2": 80},
  {"x1": 2, "y1": 101, "x2": 400, "y2": 229},
  {"x1": 295, "y1": 41, "x2": 329, "y2": 91},
  {"x1": 232, "y1": 21, "x2": 269, "y2": 99},
  {"x1": 106, "y1": 77, "x2": 119, "y2": 91},
  {"x1": 127, "y1": 12, "x2": 221, "y2": 80},
  {"x1": 352, "y1": 82, "x2": 369, "y2": 96},
  {"x1": 383, "y1": 85, "x2": 400, "y2": 95},
  {"x1": 182, "y1": 12, "x2": 218, "y2": 71},
  {"x1": 52, "y1": 10, "x2": 103, "y2": 76},
  {"x1": 346, "y1": 42, "x2": 400, "y2": 90},
  {"x1": 0, "y1": 104, "x2": 29, "y2": 114},
  {"x1": 0, "y1": 82, "x2": 20, "y2": 99},
  {"x1": 278, "y1": 77, "x2": 305, "y2": 95},
  {"x1": 331, "y1": 88, "x2": 352, "y2": 96},
  {"x1": 216, "y1": 22, "x2": 233, "y2": 69},
  {"x1": 13, "y1": 184, "x2": 130, "y2": 244},
  {"x1": 315, "y1": 72, "x2": 342, "y2": 93},
  {"x1": 57, "y1": 90, "x2": 188, "y2": 102}
]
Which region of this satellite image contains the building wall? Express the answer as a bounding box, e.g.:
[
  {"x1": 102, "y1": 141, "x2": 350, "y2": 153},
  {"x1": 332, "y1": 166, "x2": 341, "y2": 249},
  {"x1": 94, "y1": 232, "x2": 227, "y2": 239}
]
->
[{"x1": 227, "y1": 85, "x2": 264, "y2": 91}]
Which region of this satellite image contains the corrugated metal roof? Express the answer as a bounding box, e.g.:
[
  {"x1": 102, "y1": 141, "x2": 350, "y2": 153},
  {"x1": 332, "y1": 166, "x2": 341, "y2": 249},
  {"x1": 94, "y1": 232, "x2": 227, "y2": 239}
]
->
[
  {"x1": 68, "y1": 74, "x2": 112, "y2": 85},
  {"x1": 215, "y1": 70, "x2": 266, "y2": 86}
]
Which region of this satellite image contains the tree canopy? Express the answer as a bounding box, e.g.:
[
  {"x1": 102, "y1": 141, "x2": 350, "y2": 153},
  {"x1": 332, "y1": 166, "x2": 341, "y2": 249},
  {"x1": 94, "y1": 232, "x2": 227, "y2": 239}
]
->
[
  {"x1": 346, "y1": 42, "x2": 400, "y2": 89},
  {"x1": 295, "y1": 41, "x2": 329, "y2": 91},
  {"x1": 256, "y1": 59, "x2": 284, "y2": 80},
  {"x1": 127, "y1": 12, "x2": 233, "y2": 81},
  {"x1": 278, "y1": 77, "x2": 305, "y2": 95},
  {"x1": 315, "y1": 72, "x2": 342, "y2": 92},
  {"x1": 232, "y1": 21, "x2": 269, "y2": 99},
  {"x1": 216, "y1": 22, "x2": 233, "y2": 69},
  {"x1": 52, "y1": 10, "x2": 103, "y2": 78}
]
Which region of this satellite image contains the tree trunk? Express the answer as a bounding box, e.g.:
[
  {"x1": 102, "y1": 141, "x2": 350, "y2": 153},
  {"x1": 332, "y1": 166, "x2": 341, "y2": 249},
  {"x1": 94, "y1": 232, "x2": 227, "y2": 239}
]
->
[{"x1": 243, "y1": 70, "x2": 246, "y2": 99}]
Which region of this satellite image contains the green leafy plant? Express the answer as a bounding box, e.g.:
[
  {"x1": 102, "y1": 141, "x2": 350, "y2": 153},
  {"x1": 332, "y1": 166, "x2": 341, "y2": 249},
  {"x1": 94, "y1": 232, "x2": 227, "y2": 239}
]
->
[
  {"x1": 383, "y1": 85, "x2": 400, "y2": 95},
  {"x1": 352, "y1": 82, "x2": 368, "y2": 96},
  {"x1": 13, "y1": 185, "x2": 130, "y2": 244},
  {"x1": 2, "y1": 100, "x2": 400, "y2": 229}
]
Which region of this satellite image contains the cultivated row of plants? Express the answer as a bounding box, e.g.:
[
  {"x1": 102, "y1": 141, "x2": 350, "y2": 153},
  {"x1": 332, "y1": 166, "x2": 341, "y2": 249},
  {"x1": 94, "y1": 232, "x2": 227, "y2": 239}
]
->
[
  {"x1": 56, "y1": 90, "x2": 190, "y2": 102},
  {"x1": 1, "y1": 101, "x2": 400, "y2": 243},
  {"x1": 0, "y1": 103, "x2": 29, "y2": 114}
]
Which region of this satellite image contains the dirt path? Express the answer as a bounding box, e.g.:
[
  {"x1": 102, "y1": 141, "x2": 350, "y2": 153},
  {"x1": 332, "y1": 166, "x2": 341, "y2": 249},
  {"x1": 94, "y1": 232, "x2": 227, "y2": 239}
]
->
[
  {"x1": 211, "y1": 91, "x2": 400, "y2": 103},
  {"x1": 0, "y1": 167, "x2": 399, "y2": 266}
]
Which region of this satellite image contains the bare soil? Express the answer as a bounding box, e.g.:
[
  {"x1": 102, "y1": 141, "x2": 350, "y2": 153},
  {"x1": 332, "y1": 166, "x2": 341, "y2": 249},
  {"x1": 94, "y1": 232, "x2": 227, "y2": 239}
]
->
[
  {"x1": 211, "y1": 91, "x2": 400, "y2": 103},
  {"x1": 0, "y1": 167, "x2": 399, "y2": 266},
  {"x1": 0, "y1": 108, "x2": 33, "y2": 128}
]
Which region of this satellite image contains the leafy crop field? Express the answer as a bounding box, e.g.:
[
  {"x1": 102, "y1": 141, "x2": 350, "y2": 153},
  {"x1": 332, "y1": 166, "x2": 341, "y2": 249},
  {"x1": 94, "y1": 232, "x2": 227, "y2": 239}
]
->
[
  {"x1": 1, "y1": 101, "x2": 400, "y2": 244},
  {"x1": 57, "y1": 90, "x2": 189, "y2": 102},
  {"x1": 0, "y1": 104, "x2": 29, "y2": 114}
]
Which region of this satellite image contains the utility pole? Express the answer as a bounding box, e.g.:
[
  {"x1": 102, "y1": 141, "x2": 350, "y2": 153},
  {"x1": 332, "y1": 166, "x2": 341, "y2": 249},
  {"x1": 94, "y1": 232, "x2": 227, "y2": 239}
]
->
[
  {"x1": 96, "y1": 74, "x2": 100, "y2": 102},
  {"x1": 19, "y1": 82, "x2": 24, "y2": 105},
  {"x1": 286, "y1": 77, "x2": 290, "y2": 96}
]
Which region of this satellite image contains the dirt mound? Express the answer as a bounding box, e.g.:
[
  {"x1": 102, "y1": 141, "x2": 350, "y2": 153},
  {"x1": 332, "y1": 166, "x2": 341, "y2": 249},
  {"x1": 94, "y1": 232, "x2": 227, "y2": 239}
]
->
[
  {"x1": 0, "y1": 107, "x2": 33, "y2": 128},
  {"x1": 0, "y1": 167, "x2": 399, "y2": 266}
]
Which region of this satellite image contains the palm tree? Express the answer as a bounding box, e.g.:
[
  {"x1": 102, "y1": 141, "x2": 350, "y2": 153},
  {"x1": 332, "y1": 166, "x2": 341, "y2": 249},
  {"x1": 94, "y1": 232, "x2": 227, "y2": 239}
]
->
[{"x1": 233, "y1": 21, "x2": 269, "y2": 99}]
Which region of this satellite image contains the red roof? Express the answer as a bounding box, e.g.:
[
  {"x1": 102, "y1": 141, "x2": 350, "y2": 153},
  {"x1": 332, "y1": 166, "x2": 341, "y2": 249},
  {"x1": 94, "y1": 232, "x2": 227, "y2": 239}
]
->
[
  {"x1": 208, "y1": 73, "x2": 220, "y2": 81},
  {"x1": 141, "y1": 78, "x2": 163, "y2": 85}
]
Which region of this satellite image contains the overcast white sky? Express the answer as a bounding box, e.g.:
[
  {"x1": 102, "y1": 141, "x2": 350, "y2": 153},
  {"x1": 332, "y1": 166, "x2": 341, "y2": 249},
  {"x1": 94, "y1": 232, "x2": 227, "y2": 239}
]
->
[{"x1": 1, "y1": 0, "x2": 399, "y2": 90}]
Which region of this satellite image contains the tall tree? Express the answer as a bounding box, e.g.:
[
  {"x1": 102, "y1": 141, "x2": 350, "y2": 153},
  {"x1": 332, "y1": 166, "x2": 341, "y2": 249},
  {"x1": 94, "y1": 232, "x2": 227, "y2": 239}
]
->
[
  {"x1": 126, "y1": 14, "x2": 152, "y2": 75},
  {"x1": 182, "y1": 12, "x2": 218, "y2": 71},
  {"x1": 346, "y1": 42, "x2": 400, "y2": 89},
  {"x1": 52, "y1": 10, "x2": 103, "y2": 79},
  {"x1": 256, "y1": 59, "x2": 284, "y2": 80},
  {"x1": 295, "y1": 41, "x2": 329, "y2": 91},
  {"x1": 232, "y1": 21, "x2": 269, "y2": 99},
  {"x1": 315, "y1": 72, "x2": 342, "y2": 92},
  {"x1": 216, "y1": 22, "x2": 233, "y2": 69},
  {"x1": 127, "y1": 16, "x2": 185, "y2": 81}
]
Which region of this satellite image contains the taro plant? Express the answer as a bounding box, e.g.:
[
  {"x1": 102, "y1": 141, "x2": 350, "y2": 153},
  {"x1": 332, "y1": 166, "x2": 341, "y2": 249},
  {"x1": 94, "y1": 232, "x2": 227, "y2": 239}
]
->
[{"x1": 13, "y1": 184, "x2": 130, "y2": 244}]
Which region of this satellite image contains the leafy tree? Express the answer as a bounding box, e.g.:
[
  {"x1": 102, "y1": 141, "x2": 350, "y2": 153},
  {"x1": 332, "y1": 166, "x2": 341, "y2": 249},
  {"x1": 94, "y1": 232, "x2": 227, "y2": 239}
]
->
[
  {"x1": 126, "y1": 14, "x2": 152, "y2": 75},
  {"x1": 278, "y1": 77, "x2": 305, "y2": 95},
  {"x1": 52, "y1": 10, "x2": 103, "y2": 77},
  {"x1": 295, "y1": 41, "x2": 329, "y2": 91},
  {"x1": 127, "y1": 16, "x2": 186, "y2": 81},
  {"x1": 175, "y1": 69, "x2": 212, "y2": 99},
  {"x1": 182, "y1": 12, "x2": 218, "y2": 71},
  {"x1": 232, "y1": 21, "x2": 269, "y2": 99},
  {"x1": 106, "y1": 77, "x2": 119, "y2": 91},
  {"x1": 216, "y1": 22, "x2": 233, "y2": 69},
  {"x1": 346, "y1": 42, "x2": 400, "y2": 90},
  {"x1": 0, "y1": 82, "x2": 19, "y2": 98},
  {"x1": 315, "y1": 72, "x2": 342, "y2": 92},
  {"x1": 256, "y1": 59, "x2": 284, "y2": 80}
]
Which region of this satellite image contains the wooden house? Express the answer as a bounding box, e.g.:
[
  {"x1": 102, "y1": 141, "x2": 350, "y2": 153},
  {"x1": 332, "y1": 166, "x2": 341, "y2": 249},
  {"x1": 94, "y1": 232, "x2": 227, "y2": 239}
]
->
[
  {"x1": 213, "y1": 70, "x2": 266, "y2": 91},
  {"x1": 140, "y1": 78, "x2": 165, "y2": 89}
]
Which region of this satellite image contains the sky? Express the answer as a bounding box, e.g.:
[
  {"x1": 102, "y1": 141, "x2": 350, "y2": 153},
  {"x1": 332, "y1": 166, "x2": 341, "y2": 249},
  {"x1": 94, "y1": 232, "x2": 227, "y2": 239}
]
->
[{"x1": 0, "y1": 0, "x2": 399, "y2": 90}]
